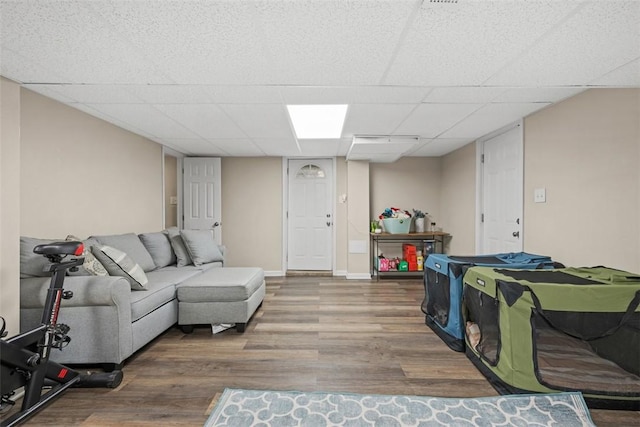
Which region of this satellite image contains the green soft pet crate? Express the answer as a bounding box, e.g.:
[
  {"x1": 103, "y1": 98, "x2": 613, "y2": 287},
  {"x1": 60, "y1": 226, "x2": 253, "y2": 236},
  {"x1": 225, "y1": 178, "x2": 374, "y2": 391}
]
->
[
  {"x1": 462, "y1": 266, "x2": 640, "y2": 410},
  {"x1": 422, "y1": 252, "x2": 560, "y2": 352}
]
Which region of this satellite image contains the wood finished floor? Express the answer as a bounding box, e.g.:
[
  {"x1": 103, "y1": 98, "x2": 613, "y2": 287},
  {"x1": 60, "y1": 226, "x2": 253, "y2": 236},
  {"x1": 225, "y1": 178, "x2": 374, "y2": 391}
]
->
[{"x1": 3, "y1": 276, "x2": 638, "y2": 426}]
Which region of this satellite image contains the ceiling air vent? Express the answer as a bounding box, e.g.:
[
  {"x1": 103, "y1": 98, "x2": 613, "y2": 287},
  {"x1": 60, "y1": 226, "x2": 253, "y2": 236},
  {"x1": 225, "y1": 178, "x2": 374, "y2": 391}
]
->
[{"x1": 346, "y1": 136, "x2": 420, "y2": 163}]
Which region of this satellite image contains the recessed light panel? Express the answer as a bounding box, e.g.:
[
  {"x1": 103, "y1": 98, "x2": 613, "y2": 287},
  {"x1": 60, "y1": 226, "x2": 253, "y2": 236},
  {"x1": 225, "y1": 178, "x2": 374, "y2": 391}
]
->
[{"x1": 287, "y1": 104, "x2": 348, "y2": 139}]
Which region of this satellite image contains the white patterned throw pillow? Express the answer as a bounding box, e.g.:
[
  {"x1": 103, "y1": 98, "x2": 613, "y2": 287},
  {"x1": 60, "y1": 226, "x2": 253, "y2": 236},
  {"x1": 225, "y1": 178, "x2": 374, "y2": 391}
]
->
[
  {"x1": 65, "y1": 235, "x2": 108, "y2": 276},
  {"x1": 91, "y1": 244, "x2": 148, "y2": 290}
]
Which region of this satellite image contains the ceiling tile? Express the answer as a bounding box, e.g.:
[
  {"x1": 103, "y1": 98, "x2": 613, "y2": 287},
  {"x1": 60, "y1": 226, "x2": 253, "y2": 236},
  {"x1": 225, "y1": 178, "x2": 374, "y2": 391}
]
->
[
  {"x1": 23, "y1": 84, "x2": 78, "y2": 104},
  {"x1": 280, "y1": 86, "x2": 431, "y2": 105},
  {"x1": 32, "y1": 84, "x2": 143, "y2": 104},
  {"x1": 0, "y1": 48, "x2": 67, "y2": 84},
  {"x1": 253, "y1": 0, "x2": 417, "y2": 85},
  {"x1": 423, "y1": 87, "x2": 506, "y2": 104},
  {"x1": 202, "y1": 138, "x2": 266, "y2": 156},
  {"x1": 298, "y1": 140, "x2": 343, "y2": 157},
  {"x1": 394, "y1": 103, "x2": 481, "y2": 137},
  {"x1": 588, "y1": 57, "x2": 640, "y2": 87},
  {"x1": 409, "y1": 138, "x2": 474, "y2": 157},
  {"x1": 86, "y1": 104, "x2": 199, "y2": 139},
  {"x1": 441, "y1": 103, "x2": 550, "y2": 139},
  {"x1": 1, "y1": 1, "x2": 170, "y2": 84},
  {"x1": 485, "y1": 2, "x2": 640, "y2": 86},
  {"x1": 220, "y1": 104, "x2": 294, "y2": 139},
  {"x1": 157, "y1": 138, "x2": 228, "y2": 156},
  {"x1": 124, "y1": 85, "x2": 215, "y2": 104},
  {"x1": 343, "y1": 104, "x2": 418, "y2": 137},
  {"x1": 153, "y1": 104, "x2": 246, "y2": 139},
  {"x1": 494, "y1": 87, "x2": 585, "y2": 103},
  {"x1": 253, "y1": 138, "x2": 301, "y2": 157},
  {"x1": 385, "y1": 1, "x2": 581, "y2": 86},
  {"x1": 89, "y1": 0, "x2": 274, "y2": 84}
]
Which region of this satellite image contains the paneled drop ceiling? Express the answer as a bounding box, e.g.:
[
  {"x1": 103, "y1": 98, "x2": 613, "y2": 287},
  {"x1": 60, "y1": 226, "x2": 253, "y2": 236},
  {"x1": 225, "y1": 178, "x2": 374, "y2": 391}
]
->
[{"x1": 1, "y1": 0, "x2": 638, "y2": 161}]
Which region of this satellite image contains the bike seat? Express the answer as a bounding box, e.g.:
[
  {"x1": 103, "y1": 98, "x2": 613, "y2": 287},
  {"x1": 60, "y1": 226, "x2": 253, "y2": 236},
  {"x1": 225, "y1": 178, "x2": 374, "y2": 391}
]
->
[{"x1": 34, "y1": 241, "x2": 84, "y2": 257}]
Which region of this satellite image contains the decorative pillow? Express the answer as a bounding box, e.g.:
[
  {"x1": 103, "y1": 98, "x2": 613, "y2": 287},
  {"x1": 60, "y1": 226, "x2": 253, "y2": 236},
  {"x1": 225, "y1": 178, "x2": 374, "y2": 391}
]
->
[
  {"x1": 20, "y1": 236, "x2": 56, "y2": 278},
  {"x1": 91, "y1": 233, "x2": 157, "y2": 272},
  {"x1": 91, "y1": 244, "x2": 148, "y2": 290},
  {"x1": 65, "y1": 235, "x2": 108, "y2": 276},
  {"x1": 180, "y1": 229, "x2": 224, "y2": 266},
  {"x1": 165, "y1": 227, "x2": 193, "y2": 268},
  {"x1": 139, "y1": 232, "x2": 176, "y2": 268}
]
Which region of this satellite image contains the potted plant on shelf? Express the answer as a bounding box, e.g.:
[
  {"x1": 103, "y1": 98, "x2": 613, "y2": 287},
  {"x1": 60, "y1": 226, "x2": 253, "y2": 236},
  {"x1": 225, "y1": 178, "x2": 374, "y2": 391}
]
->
[{"x1": 412, "y1": 209, "x2": 427, "y2": 233}]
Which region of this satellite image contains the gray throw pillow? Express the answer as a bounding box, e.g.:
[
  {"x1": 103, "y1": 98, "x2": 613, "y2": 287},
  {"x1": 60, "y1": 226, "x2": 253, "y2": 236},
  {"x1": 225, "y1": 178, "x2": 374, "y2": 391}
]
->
[
  {"x1": 166, "y1": 227, "x2": 193, "y2": 267},
  {"x1": 92, "y1": 233, "x2": 156, "y2": 272},
  {"x1": 20, "y1": 236, "x2": 56, "y2": 278},
  {"x1": 91, "y1": 244, "x2": 148, "y2": 290},
  {"x1": 139, "y1": 232, "x2": 176, "y2": 268},
  {"x1": 180, "y1": 229, "x2": 224, "y2": 266}
]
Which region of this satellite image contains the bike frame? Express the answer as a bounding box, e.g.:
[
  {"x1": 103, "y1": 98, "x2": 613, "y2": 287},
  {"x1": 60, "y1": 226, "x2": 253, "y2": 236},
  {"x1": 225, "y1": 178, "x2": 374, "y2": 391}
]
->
[{"x1": 1, "y1": 253, "x2": 83, "y2": 426}]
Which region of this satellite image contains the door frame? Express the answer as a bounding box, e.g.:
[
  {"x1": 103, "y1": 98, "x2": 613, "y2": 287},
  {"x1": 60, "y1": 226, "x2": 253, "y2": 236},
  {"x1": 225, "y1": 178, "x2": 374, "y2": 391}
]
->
[
  {"x1": 162, "y1": 146, "x2": 185, "y2": 229},
  {"x1": 475, "y1": 120, "x2": 524, "y2": 254},
  {"x1": 282, "y1": 157, "x2": 337, "y2": 274}
]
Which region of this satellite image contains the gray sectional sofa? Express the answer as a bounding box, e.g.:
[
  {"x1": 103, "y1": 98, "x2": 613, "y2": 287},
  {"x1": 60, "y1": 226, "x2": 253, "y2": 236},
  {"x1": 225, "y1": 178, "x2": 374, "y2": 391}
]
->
[{"x1": 19, "y1": 228, "x2": 256, "y2": 371}]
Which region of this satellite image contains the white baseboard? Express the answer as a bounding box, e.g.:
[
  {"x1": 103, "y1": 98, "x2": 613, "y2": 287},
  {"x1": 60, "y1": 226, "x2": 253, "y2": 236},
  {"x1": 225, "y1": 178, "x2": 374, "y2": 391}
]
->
[
  {"x1": 264, "y1": 270, "x2": 284, "y2": 277},
  {"x1": 345, "y1": 273, "x2": 372, "y2": 280},
  {"x1": 263, "y1": 270, "x2": 371, "y2": 279}
]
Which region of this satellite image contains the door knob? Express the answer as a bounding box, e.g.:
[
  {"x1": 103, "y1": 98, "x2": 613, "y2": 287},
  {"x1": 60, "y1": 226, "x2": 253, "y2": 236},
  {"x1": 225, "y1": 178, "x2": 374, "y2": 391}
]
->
[
  {"x1": 326, "y1": 222, "x2": 332, "y2": 227},
  {"x1": 512, "y1": 231, "x2": 520, "y2": 238},
  {"x1": 212, "y1": 222, "x2": 220, "y2": 228}
]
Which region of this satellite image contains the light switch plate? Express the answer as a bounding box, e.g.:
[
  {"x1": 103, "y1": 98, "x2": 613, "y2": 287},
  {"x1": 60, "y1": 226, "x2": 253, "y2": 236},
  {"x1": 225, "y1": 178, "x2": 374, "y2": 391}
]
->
[{"x1": 534, "y1": 188, "x2": 546, "y2": 203}]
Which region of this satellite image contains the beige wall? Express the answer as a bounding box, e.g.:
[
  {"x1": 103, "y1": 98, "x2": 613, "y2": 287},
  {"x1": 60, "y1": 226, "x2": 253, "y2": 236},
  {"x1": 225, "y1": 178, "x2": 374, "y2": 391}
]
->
[
  {"x1": 440, "y1": 142, "x2": 476, "y2": 254},
  {"x1": 0, "y1": 77, "x2": 21, "y2": 333},
  {"x1": 370, "y1": 157, "x2": 441, "y2": 228},
  {"x1": 221, "y1": 157, "x2": 283, "y2": 273},
  {"x1": 164, "y1": 154, "x2": 178, "y2": 228},
  {"x1": 220, "y1": 157, "x2": 349, "y2": 275},
  {"x1": 20, "y1": 89, "x2": 164, "y2": 238},
  {"x1": 369, "y1": 157, "x2": 442, "y2": 261},
  {"x1": 524, "y1": 89, "x2": 640, "y2": 272}
]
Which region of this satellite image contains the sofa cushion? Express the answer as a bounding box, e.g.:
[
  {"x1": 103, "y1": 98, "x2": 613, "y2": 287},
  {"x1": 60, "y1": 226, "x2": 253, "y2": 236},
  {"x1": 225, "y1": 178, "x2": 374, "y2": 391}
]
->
[
  {"x1": 166, "y1": 227, "x2": 193, "y2": 267},
  {"x1": 180, "y1": 229, "x2": 224, "y2": 266},
  {"x1": 65, "y1": 235, "x2": 108, "y2": 276},
  {"x1": 20, "y1": 236, "x2": 56, "y2": 278},
  {"x1": 92, "y1": 233, "x2": 156, "y2": 272},
  {"x1": 139, "y1": 232, "x2": 176, "y2": 269},
  {"x1": 177, "y1": 267, "x2": 264, "y2": 302},
  {"x1": 128, "y1": 280, "x2": 177, "y2": 322},
  {"x1": 92, "y1": 244, "x2": 149, "y2": 290}
]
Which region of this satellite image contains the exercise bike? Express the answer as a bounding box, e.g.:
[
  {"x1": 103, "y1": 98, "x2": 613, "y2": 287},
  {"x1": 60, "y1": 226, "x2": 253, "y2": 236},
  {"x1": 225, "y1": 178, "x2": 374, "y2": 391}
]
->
[{"x1": 1, "y1": 241, "x2": 123, "y2": 426}]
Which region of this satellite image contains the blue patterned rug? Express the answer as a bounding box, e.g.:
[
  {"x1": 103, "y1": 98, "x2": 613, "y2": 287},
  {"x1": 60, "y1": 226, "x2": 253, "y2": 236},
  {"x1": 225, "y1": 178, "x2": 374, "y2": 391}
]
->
[{"x1": 204, "y1": 388, "x2": 595, "y2": 426}]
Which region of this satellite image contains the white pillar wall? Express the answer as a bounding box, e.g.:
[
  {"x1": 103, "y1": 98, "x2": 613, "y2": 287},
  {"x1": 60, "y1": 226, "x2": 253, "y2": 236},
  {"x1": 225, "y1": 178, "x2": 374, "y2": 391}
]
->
[{"x1": 346, "y1": 160, "x2": 371, "y2": 279}]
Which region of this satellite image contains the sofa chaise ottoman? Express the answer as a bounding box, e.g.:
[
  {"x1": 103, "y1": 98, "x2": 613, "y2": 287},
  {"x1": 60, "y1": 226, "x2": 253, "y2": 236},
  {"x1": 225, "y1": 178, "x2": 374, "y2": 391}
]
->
[{"x1": 176, "y1": 267, "x2": 265, "y2": 333}]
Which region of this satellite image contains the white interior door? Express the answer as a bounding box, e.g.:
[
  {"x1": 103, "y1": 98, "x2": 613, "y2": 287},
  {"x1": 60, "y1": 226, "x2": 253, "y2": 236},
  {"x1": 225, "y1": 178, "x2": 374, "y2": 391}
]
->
[
  {"x1": 287, "y1": 159, "x2": 333, "y2": 271},
  {"x1": 183, "y1": 157, "x2": 222, "y2": 244},
  {"x1": 480, "y1": 123, "x2": 523, "y2": 254}
]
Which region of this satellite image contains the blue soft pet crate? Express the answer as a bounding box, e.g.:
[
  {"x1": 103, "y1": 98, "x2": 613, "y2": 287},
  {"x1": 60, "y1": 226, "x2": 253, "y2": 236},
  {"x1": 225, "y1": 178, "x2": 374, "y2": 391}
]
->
[{"x1": 421, "y1": 252, "x2": 561, "y2": 352}]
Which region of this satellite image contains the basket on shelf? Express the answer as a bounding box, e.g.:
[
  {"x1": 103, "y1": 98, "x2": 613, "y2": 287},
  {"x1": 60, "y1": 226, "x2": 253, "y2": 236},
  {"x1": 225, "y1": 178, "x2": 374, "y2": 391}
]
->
[{"x1": 382, "y1": 218, "x2": 411, "y2": 234}]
